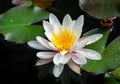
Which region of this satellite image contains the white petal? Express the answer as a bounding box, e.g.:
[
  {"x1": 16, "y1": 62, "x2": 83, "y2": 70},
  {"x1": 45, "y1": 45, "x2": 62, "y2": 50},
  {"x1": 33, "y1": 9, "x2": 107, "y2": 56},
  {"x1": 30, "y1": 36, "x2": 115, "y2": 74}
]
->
[
  {"x1": 53, "y1": 64, "x2": 64, "y2": 77},
  {"x1": 27, "y1": 41, "x2": 48, "y2": 50},
  {"x1": 53, "y1": 53, "x2": 70, "y2": 65},
  {"x1": 36, "y1": 36, "x2": 57, "y2": 51},
  {"x1": 72, "y1": 20, "x2": 75, "y2": 27},
  {"x1": 68, "y1": 60, "x2": 81, "y2": 74},
  {"x1": 48, "y1": 42, "x2": 58, "y2": 51},
  {"x1": 43, "y1": 21, "x2": 54, "y2": 32},
  {"x1": 49, "y1": 13, "x2": 61, "y2": 31},
  {"x1": 53, "y1": 53, "x2": 61, "y2": 65},
  {"x1": 5, "y1": 33, "x2": 12, "y2": 40},
  {"x1": 73, "y1": 15, "x2": 84, "y2": 37},
  {"x1": 62, "y1": 14, "x2": 73, "y2": 29},
  {"x1": 71, "y1": 37, "x2": 87, "y2": 51},
  {"x1": 60, "y1": 50, "x2": 68, "y2": 56},
  {"x1": 36, "y1": 59, "x2": 52, "y2": 66},
  {"x1": 44, "y1": 32, "x2": 52, "y2": 41},
  {"x1": 77, "y1": 49, "x2": 102, "y2": 60},
  {"x1": 63, "y1": 54, "x2": 71, "y2": 64},
  {"x1": 71, "y1": 53, "x2": 87, "y2": 65},
  {"x1": 84, "y1": 34, "x2": 103, "y2": 45},
  {"x1": 72, "y1": 34, "x2": 103, "y2": 51},
  {"x1": 37, "y1": 52, "x2": 56, "y2": 59}
]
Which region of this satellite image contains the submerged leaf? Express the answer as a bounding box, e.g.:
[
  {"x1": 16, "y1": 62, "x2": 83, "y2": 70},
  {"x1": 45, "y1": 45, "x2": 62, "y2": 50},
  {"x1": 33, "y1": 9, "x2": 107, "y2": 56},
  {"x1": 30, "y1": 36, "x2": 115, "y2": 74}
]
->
[{"x1": 79, "y1": 0, "x2": 120, "y2": 19}]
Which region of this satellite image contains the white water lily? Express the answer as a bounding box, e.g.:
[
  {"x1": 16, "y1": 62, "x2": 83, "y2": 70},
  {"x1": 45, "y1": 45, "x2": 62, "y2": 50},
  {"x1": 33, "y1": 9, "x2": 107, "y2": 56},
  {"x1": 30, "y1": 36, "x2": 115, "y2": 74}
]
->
[{"x1": 28, "y1": 13, "x2": 103, "y2": 77}]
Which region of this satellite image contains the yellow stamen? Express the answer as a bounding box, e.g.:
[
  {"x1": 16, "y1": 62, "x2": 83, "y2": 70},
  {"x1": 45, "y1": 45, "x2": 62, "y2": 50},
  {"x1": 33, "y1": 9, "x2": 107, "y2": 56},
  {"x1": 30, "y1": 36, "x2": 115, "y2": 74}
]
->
[{"x1": 50, "y1": 27, "x2": 77, "y2": 52}]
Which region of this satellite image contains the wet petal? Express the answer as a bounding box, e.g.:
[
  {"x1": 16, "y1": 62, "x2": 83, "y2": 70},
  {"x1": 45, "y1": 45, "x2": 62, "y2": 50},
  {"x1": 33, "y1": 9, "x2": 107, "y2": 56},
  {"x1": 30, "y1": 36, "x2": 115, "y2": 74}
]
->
[
  {"x1": 53, "y1": 64, "x2": 64, "y2": 77},
  {"x1": 73, "y1": 15, "x2": 84, "y2": 38},
  {"x1": 37, "y1": 52, "x2": 56, "y2": 59},
  {"x1": 62, "y1": 14, "x2": 73, "y2": 29},
  {"x1": 77, "y1": 49, "x2": 102, "y2": 60},
  {"x1": 36, "y1": 59, "x2": 52, "y2": 66},
  {"x1": 49, "y1": 13, "x2": 61, "y2": 31},
  {"x1": 68, "y1": 59, "x2": 81, "y2": 74},
  {"x1": 53, "y1": 53, "x2": 70, "y2": 65},
  {"x1": 27, "y1": 41, "x2": 48, "y2": 50},
  {"x1": 71, "y1": 53, "x2": 87, "y2": 65}
]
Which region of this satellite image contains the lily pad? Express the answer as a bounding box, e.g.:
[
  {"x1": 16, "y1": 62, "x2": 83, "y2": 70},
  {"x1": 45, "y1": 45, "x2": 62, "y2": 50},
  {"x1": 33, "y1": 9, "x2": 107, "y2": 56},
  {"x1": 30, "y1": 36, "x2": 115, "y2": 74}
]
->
[
  {"x1": 83, "y1": 28, "x2": 110, "y2": 53},
  {"x1": 0, "y1": 6, "x2": 49, "y2": 43},
  {"x1": 79, "y1": 0, "x2": 120, "y2": 19},
  {"x1": 104, "y1": 74, "x2": 120, "y2": 84},
  {"x1": 112, "y1": 67, "x2": 120, "y2": 80},
  {"x1": 82, "y1": 30, "x2": 120, "y2": 74}
]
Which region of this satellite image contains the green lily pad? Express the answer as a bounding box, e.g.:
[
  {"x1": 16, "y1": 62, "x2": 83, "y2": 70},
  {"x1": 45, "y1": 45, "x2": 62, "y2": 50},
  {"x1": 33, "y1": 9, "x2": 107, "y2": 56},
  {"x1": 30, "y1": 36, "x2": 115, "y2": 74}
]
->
[
  {"x1": 82, "y1": 28, "x2": 110, "y2": 73},
  {"x1": 112, "y1": 67, "x2": 120, "y2": 80},
  {"x1": 82, "y1": 31, "x2": 120, "y2": 74},
  {"x1": 104, "y1": 74, "x2": 120, "y2": 84},
  {"x1": 0, "y1": 6, "x2": 49, "y2": 43},
  {"x1": 79, "y1": 0, "x2": 120, "y2": 19},
  {"x1": 83, "y1": 28, "x2": 110, "y2": 54}
]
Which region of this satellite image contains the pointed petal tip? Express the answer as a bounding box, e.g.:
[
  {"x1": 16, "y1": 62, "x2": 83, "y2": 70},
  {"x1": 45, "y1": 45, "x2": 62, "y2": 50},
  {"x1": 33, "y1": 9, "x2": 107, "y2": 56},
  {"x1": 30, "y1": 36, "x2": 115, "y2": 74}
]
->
[
  {"x1": 99, "y1": 34, "x2": 103, "y2": 38},
  {"x1": 64, "y1": 14, "x2": 71, "y2": 18},
  {"x1": 63, "y1": 14, "x2": 72, "y2": 22},
  {"x1": 36, "y1": 52, "x2": 56, "y2": 59},
  {"x1": 36, "y1": 36, "x2": 40, "y2": 40},
  {"x1": 49, "y1": 13, "x2": 61, "y2": 30},
  {"x1": 73, "y1": 15, "x2": 84, "y2": 38},
  {"x1": 27, "y1": 41, "x2": 49, "y2": 50},
  {"x1": 36, "y1": 36, "x2": 41, "y2": 41},
  {"x1": 35, "y1": 59, "x2": 52, "y2": 66},
  {"x1": 92, "y1": 54, "x2": 102, "y2": 60},
  {"x1": 43, "y1": 20, "x2": 46, "y2": 25},
  {"x1": 49, "y1": 13, "x2": 54, "y2": 16},
  {"x1": 53, "y1": 64, "x2": 64, "y2": 77},
  {"x1": 78, "y1": 15, "x2": 84, "y2": 21},
  {"x1": 49, "y1": 13, "x2": 56, "y2": 20},
  {"x1": 96, "y1": 55, "x2": 102, "y2": 60},
  {"x1": 36, "y1": 36, "x2": 44, "y2": 42},
  {"x1": 27, "y1": 41, "x2": 31, "y2": 45},
  {"x1": 35, "y1": 61, "x2": 41, "y2": 66},
  {"x1": 81, "y1": 15, "x2": 84, "y2": 18},
  {"x1": 27, "y1": 41, "x2": 34, "y2": 47},
  {"x1": 79, "y1": 49, "x2": 102, "y2": 60},
  {"x1": 68, "y1": 60, "x2": 81, "y2": 74},
  {"x1": 75, "y1": 68, "x2": 81, "y2": 74},
  {"x1": 94, "y1": 34, "x2": 103, "y2": 38}
]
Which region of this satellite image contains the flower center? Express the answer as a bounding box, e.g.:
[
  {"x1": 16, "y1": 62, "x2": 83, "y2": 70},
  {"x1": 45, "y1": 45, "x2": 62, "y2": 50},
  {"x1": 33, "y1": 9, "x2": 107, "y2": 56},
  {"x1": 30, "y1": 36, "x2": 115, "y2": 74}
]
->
[{"x1": 50, "y1": 27, "x2": 77, "y2": 52}]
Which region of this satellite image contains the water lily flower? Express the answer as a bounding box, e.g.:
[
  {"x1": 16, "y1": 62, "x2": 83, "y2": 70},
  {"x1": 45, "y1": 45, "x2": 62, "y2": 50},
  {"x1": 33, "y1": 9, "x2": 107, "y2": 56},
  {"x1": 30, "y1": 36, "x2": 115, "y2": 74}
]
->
[{"x1": 28, "y1": 13, "x2": 103, "y2": 77}]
